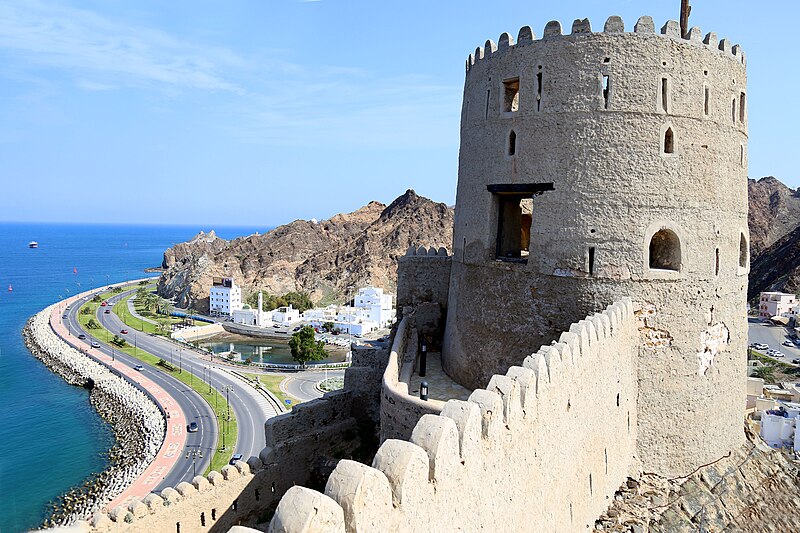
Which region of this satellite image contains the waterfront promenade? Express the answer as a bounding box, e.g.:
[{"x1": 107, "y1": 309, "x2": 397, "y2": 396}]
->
[{"x1": 49, "y1": 284, "x2": 186, "y2": 511}]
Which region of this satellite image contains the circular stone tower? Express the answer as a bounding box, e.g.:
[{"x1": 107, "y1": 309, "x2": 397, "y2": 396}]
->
[{"x1": 442, "y1": 16, "x2": 748, "y2": 476}]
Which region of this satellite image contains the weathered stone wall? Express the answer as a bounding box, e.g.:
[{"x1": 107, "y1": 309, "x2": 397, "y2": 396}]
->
[
  {"x1": 396, "y1": 246, "x2": 451, "y2": 317},
  {"x1": 270, "y1": 299, "x2": 640, "y2": 532},
  {"x1": 443, "y1": 15, "x2": 748, "y2": 476},
  {"x1": 380, "y1": 317, "x2": 442, "y2": 442}
]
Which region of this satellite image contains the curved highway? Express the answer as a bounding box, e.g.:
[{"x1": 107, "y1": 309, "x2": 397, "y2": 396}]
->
[
  {"x1": 62, "y1": 286, "x2": 277, "y2": 492},
  {"x1": 63, "y1": 298, "x2": 215, "y2": 489}
]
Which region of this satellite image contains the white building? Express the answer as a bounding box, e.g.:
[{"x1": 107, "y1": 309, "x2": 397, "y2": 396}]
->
[
  {"x1": 758, "y1": 291, "x2": 796, "y2": 318},
  {"x1": 271, "y1": 305, "x2": 301, "y2": 326},
  {"x1": 209, "y1": 277, "x2": 242, "y2": 316},
  {"x1": 232, "y1": 291, "x2": 271, "y2": 327},
  {"x1": 760, "y1": 402, "x2": 800, "y2": 451},
  {"x1": 353, "y1": 287, "x2": 395, "y2": 327}
]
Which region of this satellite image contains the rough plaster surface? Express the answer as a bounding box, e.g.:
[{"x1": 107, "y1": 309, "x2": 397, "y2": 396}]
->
[
  {"x1": 272, "y1": 300, "x2": 639, "y2": 532},
  {"x1": 443, "y1": 16, "x2": 748, "y2": 476}
]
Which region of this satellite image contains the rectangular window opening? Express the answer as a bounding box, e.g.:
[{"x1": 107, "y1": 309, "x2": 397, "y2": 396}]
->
[
  {"x1": 503, "y1": 78, "x2": 520, "y2": 113},
  {"x1": 495, "y1": 194, "x2": 533, "y2": 262},
  {"x1": 485, "y1": 89, "x2": 491, "y2": 119},
  {"x1": 602, "y1": 75, "x2": 610, "y2": 109},
  {"x1": 536, "y1": 71, "x2": 543, "y2": 112},
  {"x1": 588, "y1": 247, "x2": 596, "y2": 275},
  {"x1": 661, "y1": 78, "x2": 668, "y2": 113},
  {"x1": 704, "y1": 87, "x2": 710, "y2": 115},
  {"x1": 739, "y1": 92, "x2": 746, "y2": 122}
]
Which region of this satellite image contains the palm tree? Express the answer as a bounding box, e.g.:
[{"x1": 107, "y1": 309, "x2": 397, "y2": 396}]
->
[{"x1": 752, "y1": 365, "x2": 776, "y2": 384}]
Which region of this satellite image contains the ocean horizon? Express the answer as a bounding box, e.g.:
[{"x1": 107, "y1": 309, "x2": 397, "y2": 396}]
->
[{"x1": 0, "y1": 222, "x2": 268, "y2": 532}]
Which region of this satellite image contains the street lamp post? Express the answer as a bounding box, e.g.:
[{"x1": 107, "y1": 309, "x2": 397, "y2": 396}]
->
[
  {"x1": 179, "y1": 347, "x2": 183, "y2": 373},
  {"x1": 185, "y1": 449, "x2": 203, "y2": 478}
]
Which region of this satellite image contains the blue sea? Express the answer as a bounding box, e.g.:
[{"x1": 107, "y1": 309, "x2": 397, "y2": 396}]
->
[{"x1": 0, "y1": 222, "x2": 263, "y2": 532}]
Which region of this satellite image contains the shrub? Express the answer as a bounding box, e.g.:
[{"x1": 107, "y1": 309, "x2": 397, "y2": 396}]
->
[{"x1": 86, "y1": 318, "x2": 101, "y2": 329}]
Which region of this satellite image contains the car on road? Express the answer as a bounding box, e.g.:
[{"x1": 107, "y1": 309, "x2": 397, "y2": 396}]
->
[
  {"x1": 104, "y1": 309, "x2": 111, "y2": 314},
  {"x1": 187, "y1": 422, "x2": 199, "y2": 433},
  {"x1": 91, "y1": 341, "x2": 100, "y2": 348},
  {"x1": 121, "y1": 329, "x2": 128, "y2": 334},
  {"x1": 229, "y1": 453, "x2": 243, "y2": 465},
  {"x1": 100, "y1": 301, "x2": 107, "y2": 307},
  {"x1": 773, "y1": 352, "x2": 785, "y2": 358},
  {"x1": 134, "y1": 364, "x2": 144, "y2": 371},
  {"x1": 62, "y1": 314, "x2": 68, "y2": 319},
  {"x1": 751, "y1": 343, "x2": 769, "y2": 351},
  {"x1": 65, "y1": 306, "x2": 71, "y2": 311},
  {"x1": 78, "y1": 334, "x2": 86, "y2": 340}
]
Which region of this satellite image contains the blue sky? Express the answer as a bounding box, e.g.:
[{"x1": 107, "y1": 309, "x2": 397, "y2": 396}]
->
[{"x1": 0, "y1": 0, "x2": 796, "y2": 226}]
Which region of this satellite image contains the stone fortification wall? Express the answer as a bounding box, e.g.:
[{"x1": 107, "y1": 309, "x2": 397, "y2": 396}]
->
[
  {"x1": 24, "y1": 307, "x2": 165, "y2": 527},
  {"x1": 380, "y1": 317, "x2": 442, "y2": 442},
  {"x1": 270, "y1": 299, "x2": 639, "y2": 532},
  {"x1": 85, "y1": 346, "x2": 388, "y2": 532},
  {"x1": 396, "y1": 245, "x2": 451, "y2": 312},
  {"x1": 444, "y1": 15, "x2": 748, "y2": 476}
]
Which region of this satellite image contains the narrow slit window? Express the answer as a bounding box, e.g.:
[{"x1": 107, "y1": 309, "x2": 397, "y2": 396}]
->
[
  {"x1": 661, "y1": 77, "x2": 669, "y2": 113},
  {"x1": 715, "y1": 248, "x2": 720, "y2": 276},
  {"x1": 495, "y1": 194, "x2": 533, "y2": 262},
  {"x1": 704, "y1": 86, "x2": 710, "y2": 115},
  {"x1": 739, "y1": 92, "x2": 746, "y2": 122},
  {"x1": 731, "y1": 98, "x2": 736, "y2": 124},
  {"x1": 740, "y1": 145, "x2": 744, "y2": 167},
  {"x1": 663, "y1": 127, "x2": 674, "y2": 154},
  {"x1": 588, "y1": 247, "x2": 596, "y2": 275},
  {"x1": 739, "y1": 233, "x2": 748, "y2": 268},
  {"x1": 649, "y1": 229, "x2": 681, "y2": 271},
  {"x1": 485, "y1": 89, "x2": 491, "y2": 119},
  {"x1": 508, "y1": 130, "x2": 516, "y2": 156},
  {"x1": 602, "y1": 75, "x2": 610, "y2": 109},
  {"x1": 536, "y1": 70, "x2": 543, "y2": 112},
  {"x1": 503, "y1": 78, "x2": 520, "y2": 113}
]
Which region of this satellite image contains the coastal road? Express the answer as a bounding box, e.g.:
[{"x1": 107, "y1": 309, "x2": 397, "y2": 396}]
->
[
  {"x1": 282, "y1": 369, "x2": 345, "y2": 402},
  {"x1": 100, "y1": 290, "x2": 276, "y2": 460},
  {"x1": 62, "y1": 300, "x2": 216, "y2": 489},
  {"x1": 748, "y1": 318, "x2": 800, "y2": 365}
]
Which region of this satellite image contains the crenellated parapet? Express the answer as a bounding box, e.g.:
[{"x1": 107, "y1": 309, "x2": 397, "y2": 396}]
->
[
  {"x1": 466, "y1": 16, "x2": 745, "y2": 73},
  {"x1": 270, "y1": 299, "x2": 640, "y2": 532}
]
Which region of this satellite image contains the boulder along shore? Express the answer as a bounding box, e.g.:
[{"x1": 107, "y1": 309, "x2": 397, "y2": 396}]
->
[{"x1": 23, "y1": 306, "x2": 165, "y2": 528}]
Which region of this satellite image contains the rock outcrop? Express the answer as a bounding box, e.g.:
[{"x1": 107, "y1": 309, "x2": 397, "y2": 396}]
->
[
  {"x1": 748, "y1": 176, "x2": 800, "y2": 259},
  {"x1": 157, "y1": 190, "x2": 454, "y2": 312}
]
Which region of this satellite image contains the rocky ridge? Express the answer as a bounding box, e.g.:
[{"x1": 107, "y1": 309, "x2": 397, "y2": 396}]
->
[{"x1": 157, "y1": 190, "x2": 454, "y2": 312}]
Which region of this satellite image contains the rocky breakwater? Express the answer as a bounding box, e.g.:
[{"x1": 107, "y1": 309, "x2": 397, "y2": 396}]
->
[{"x1": 23, "y1": 306, "x2": 165, "y2": 528}]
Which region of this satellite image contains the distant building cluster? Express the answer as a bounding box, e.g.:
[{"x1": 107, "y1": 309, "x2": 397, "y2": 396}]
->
[
  {"x1": 750, "y1": 376, "x2": 800, "y2": 452},
  {"x1": 757, "y1": 291, "x2": 797, "y2": 319},
  {"x1": 211, "y1": 279, "x2": 395, "y2": 334}
]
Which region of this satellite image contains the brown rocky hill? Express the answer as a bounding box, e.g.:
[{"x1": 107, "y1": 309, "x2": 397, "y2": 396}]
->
[
  {"x1": 748, "y1": 176, "x2": 800, "y2": 258},
  {"x1": 157, "y1": 190, "x2": 453, "y2": 312}
]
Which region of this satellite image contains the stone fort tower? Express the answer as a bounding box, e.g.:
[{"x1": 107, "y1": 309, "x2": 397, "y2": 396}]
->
[{"x1": 442, "y1": 16, "x2": 749, "y2": 475}]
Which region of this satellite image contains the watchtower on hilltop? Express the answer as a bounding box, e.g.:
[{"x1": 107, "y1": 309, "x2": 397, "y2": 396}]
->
[{"x1": 443, "y1": 15, "x2": 748, "y2": 476}]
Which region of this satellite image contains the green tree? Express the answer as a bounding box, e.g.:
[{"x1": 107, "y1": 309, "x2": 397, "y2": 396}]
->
[
  {"x1": 289, "y1": 326, "x2": 327, "y2": 368},
  {"x1": 80, "y1": 306, "x2": 92, "y2": 315},
  {"x1": 752, "y1": 365, "x2": 776, "y2": 384},
  {"x1": 283, "y1": 292, "x2": 314, "y2": 313},
  {"x1": 322, "y1": 321, "x2": 335, "y2": 333}
]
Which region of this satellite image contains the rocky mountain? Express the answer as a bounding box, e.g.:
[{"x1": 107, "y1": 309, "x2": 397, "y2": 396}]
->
[
  {"x1": 748, "y1": 176, "x2": 800, "y2": 259},
  {"x1": 157, "y1": 190, "x2": 454, "y2": 312}
]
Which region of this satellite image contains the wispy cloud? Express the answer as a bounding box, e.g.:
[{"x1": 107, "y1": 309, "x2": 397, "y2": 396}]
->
[{"x1": 0, "y1": 0, "x2": 242, "y2": 92}]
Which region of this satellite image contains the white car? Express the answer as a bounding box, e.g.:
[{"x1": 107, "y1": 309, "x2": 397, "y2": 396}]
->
[
  {"x1": 773, "y1": 352, "x2": 786, "y2": 358},
  {"x1": 751, "y1": 343, "x2": 769, "y2": 351},
  {"x1": 783, "y1": 340, "x2": 794, "y2": 347}
]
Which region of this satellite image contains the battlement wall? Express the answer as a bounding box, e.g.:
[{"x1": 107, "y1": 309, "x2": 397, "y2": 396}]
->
[
  {"x1": 396, "y1": 245, "x2": 451, "y2": 311},
  {"x1": 271, "y1": 299, "x2": 640, "y2": 532},
  {"x1": 381, "y1": 316, "x2": 442, "y2": 442}
]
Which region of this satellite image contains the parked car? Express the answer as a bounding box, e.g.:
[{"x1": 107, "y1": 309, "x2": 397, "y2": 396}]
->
[
  {"x1": 134, "y1": 364, "x2": 144, "y2": 371},
  {"x1": 78, "y1": 334, "x2": 86, "y2": 340},
  {"x1": 121, "y1": 329, "x2": 128, "y2": 334},
  {"x1": 792, "y1": 359, "x2": 800, "y2": 364},
  {"x1": 783, "y1": 340, "x2": 794, "y2": 347},
  {"x1": 752, "y1": 343, "x2": 769, "y2": 351},
  {"x1": 229, "y1": 453, "x2": 243, "y2": 465},
  {"x1": 187, "y1": 422, "x2": 199, "y2": 433},
  {"x1": 91, "y1": 341, "x2": 100, "y2": 348},
  {"x1": 774, "y1": 352, "x2": 785, "y2": 358}
]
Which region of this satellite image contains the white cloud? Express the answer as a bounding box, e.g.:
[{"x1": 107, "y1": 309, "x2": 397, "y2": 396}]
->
[{"x1": 0, "y1": 0, "x2": 243, "y2": 92}]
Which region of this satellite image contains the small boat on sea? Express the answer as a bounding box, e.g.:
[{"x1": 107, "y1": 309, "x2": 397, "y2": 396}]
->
[
  {"x1": 7, "y1": 284, "x2": 12, "y2": 292},
  {"x1": 28, "y1": 241, "x2": 38, "y2": 248}
]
